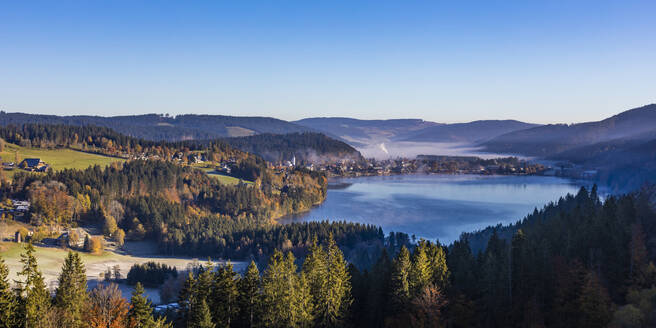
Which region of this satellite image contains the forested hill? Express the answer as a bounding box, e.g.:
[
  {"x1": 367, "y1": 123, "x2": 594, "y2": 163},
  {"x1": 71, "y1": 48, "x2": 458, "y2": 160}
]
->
[
  {"x1": 482, "y1": 104, "x2": 656, "y2": 157},
  {"x1": 0, "y1": 112, "x2": 312, "y2": 141},
  {"x1": 224, "y1": 132, "x2": 364, "y2": 164},
  {"x1": 442, "y1": 185, "x2": 656, "y2": 327},
  {"x1": 481, "y1": 104, "x2": 656, "y2": 191}
]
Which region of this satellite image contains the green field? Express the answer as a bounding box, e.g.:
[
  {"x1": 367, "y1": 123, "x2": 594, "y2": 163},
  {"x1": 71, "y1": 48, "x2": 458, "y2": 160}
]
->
[
  {"x1": 199, "y1": 167, "x2": 253, "y2": 185},
  {"x1": 1, "y1": 143, "x2": 125, "y2": 178}
]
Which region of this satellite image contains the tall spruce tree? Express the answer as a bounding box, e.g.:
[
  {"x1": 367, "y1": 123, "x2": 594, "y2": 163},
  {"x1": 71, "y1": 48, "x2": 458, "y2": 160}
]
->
[
  {"x1": 128, "y1": 282, "x2": 152, "y2": 328},
  {"x1": 17, "y1": 242, "x2": 50, "y2": 328},
  {"x1": 303, "y1": 237, "x2": 328, "y2": 324},
  {"x1": 0, "y1": 256, "x2": 18, "y2": 328},
  {"x1": 261, "y1": 250, "x2": 312, "y2": 328},
  {"x1": 389, "y1": 246, "x2": 411, "y2": 313},
  {"x1": 322, "y1": 235, "x2": 352, "y2": 328},
  {"x1": 237, "y1": 261, "x2": 261, "y2": 328},
  {"x1": 410, "y1": 240, "x2": 431, "y2": 297},
  {"x1": 54, "y1": 251, "x2": 87, "y2": 328},
  {"x1": 189, "y1": 297, "x2": 215, "y2": 328},
  {"x1": 426, "y1": 241, "x2": 449, "y2": 291},
  {"x1": 211, "y1": 263, "x2": 239, "y2": 328}
]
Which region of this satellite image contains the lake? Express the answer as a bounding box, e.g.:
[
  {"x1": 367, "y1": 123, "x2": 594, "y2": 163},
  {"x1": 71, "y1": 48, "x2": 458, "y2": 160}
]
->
[{"x1": 280, "y1": 174, "x2": 590, "y2": 243}]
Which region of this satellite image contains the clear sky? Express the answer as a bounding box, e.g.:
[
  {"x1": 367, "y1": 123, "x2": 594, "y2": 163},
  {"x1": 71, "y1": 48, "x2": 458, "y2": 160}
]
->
[{"x1": 1, "y1": 1, "x2": 655, "y2": 124}]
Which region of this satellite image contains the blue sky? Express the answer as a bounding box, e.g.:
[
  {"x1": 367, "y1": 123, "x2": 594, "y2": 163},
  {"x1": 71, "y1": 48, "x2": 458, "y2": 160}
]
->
[{"x1": 1, "y1": 1, "x2": 654, "y2": 123}]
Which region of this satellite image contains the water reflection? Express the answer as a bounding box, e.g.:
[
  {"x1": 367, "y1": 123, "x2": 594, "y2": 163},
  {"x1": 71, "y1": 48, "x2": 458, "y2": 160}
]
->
[{"x1": 280, "y1": 174, "x2": 588, "y2": 243}]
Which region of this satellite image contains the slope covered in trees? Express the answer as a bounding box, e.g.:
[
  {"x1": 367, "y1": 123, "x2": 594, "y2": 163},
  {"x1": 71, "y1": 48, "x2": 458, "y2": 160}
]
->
[
  {"x1": 224, "y1": 132, "x2": 363, "y2": 164},
  {"x1": 0, "y1": 112, "x2": 312, "y2": 141},
  {"x1": 446, "y1": 185, "x2": 656, "y2": 327}
]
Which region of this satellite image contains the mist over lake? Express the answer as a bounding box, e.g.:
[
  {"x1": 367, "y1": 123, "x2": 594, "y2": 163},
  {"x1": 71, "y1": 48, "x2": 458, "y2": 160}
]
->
[{"x1": 280, "y1": 174, "x2": 588, "y2": 243}]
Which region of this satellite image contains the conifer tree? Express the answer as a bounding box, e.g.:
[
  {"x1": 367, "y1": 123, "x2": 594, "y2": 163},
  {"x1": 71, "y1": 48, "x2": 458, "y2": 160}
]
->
[
  {"x1": 410, "y1": 240, "x2": 431, "y2": 297},
  {"x1": 178, "y1": 271, "x2": 196, "y2": 324},
  {"x1": 390, "y1": 246, "x2": 411, "y2": 313},
  {"x1": 237, "y1": 261, "x2": 261, "y2": 328},
  {"x1": 17, "y1": 242, "x2": 51, "y2": 328},
  {"x1": 128, "y1": 282, "x2": 152, "y2": 328},
  {"x1": 189, "y1": 296, "x2": 215, "y2": 328},
  {"x1": 322, "y1": 235, "x2": 352, "y2": 328},
  {"x1": 211, "y1": 263, "x2": 239, "y2": 328},
  {"x1": 427, "y1": 241, "x2": 449, "y2": 291},
  {"x1": 261, "y1": 250, "x2": 312, "y2": 328},
  {"x1": 365, "y1": 249, "x2": 392, "y2": 327},
  {"x1": 54, "y1": 251, "x2": 88, "y2": 328},
  {"x1": 294, "y1": 271, "x2": 314, "y2": 327},
  {"x1": 0, "y1": 256, "x2": 18, "y2": 328}
]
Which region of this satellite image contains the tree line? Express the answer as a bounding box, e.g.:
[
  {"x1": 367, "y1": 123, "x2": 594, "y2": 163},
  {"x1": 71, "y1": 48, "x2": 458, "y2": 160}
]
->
[{"x1": 224, "y1": 132, "x2": 363, "y2": 164}]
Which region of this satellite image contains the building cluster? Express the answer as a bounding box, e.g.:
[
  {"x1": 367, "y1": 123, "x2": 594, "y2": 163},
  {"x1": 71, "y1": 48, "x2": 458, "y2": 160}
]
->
[
  {"x1": 1, "y1": 157, "x2": 50, "y2": 172},
  {"x1": 270, "y1": 155, "x2": 550, "y2": 178},
  {"x1": 0, "y1": 199, "x2": 31, "y2": 219}
]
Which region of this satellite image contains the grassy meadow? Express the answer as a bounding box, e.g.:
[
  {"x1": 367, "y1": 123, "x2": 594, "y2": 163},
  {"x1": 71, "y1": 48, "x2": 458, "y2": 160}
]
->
[
  {"x1": 1, "y1": 143, "x2": 125, "y2": 179},
  {"x1": 198, "y1": 167, "x2": 253, "y2": 185}
]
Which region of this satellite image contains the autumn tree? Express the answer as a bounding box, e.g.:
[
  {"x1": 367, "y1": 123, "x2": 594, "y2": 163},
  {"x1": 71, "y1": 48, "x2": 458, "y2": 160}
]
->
[
  {"x1": 578, "y1": 271, "x2": 612, "y2": 328},
  {"x1": 86, "y1": 283, "x2": 129, "y2": 328},
  {"x1": 409, "y1": 285, "x2": 447, "y2": 328}
]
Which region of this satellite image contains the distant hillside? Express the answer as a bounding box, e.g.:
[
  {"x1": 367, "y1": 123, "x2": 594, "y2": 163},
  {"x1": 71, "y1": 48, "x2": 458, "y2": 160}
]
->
[
  {"x1": 482, "y1": 104, "x2": 656, "y2": 156},
  {"x1": 293, "y1": 117, "x2": 439, "y2": 146},
  {"x1": 224, "y1": 132, "x2": 363, "y2": 164},
  {"x1": 294, "y1": 117, "x2": 539, "y2": 147},
  {"x1": 0, "y1": 112, "x2": 312, "y2": 141},
  {"x1": 398, "y1": 120, "x2": 539, "y2": 143}
]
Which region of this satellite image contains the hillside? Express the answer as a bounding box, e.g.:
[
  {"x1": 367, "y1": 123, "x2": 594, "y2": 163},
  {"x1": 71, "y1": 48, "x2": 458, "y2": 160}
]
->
[
  {"x1": 293, "y1": 117, "x2": 439, "y2": 146},
  {"x1": 295, "y1": 117, "x2": 539, "y2": 147},
  {"x1": 482, "y1": 104, "x2": 656, "y2": 156},
  {"x1": 398, "y1": 119, "x2": 539, "y2": 143},
  {"x1": 224, "y1": 132, "x2": 363, "y2": 164},
  {"x1": 0, "y1": 112, "x2": 312, "y2": 141}
]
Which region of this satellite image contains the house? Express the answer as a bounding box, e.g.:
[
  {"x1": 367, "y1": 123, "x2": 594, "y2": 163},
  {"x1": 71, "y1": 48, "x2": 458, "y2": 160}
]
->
[{"x1": 18, "y1": 158, "x2": 46, "y2": 171}]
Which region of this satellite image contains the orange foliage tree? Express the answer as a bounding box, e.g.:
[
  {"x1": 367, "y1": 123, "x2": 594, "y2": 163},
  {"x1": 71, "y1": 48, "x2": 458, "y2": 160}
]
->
[{"x1": 86, "y1": 283, "x2": 129, "y2": 328}]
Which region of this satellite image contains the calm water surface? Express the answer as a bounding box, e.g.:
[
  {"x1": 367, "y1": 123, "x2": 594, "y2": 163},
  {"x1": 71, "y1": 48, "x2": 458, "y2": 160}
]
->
[{"x1": 280, "y1": 174, "x2": 588, "y2": 243}]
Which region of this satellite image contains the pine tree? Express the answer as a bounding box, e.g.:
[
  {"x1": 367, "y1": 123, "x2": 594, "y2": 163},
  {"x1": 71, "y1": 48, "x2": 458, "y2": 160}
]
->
[
  {"x1": 128, "y1": 282, "x2": 153, "y2": 328},
  {"x1": 427, "y1": 241, "x2": 449, "y2": 291},
  {"x1": 322, "y1": 235, "x2": 352, "y2": 328},
  {"x1": 294, "y1": 271, "x2": 314, "y2": 327},
  {"x1": 211, "y1": 263, "x2": 239, "y2": 328},
  {"x1": 261, "y1": 250, "x2": 311, "y2": 328},
  {"x1": 237, "y1": 261, "x2": 261, "y2": 328},
  {"x1": 390, "y1": 246, "x2": 412, "y2": 313},
  {"x1": 189, "y1": 297, "x2": 216, "y2": 328},
  {"x1": 303, "y1": 237, "x2": 328, "y2": 324},
  {"x1": 365, "y1": 249, "x2": 392, "y2": 328},
  {"x1": 410, "y1": 240, "x2": 431, "y2": 297},
  {"x1": 0, "y1": 256, "x2": 18, "y2": 328},
  {"x1": 178, "y1": 271, "x2": 196, "y2": 324},
  {"x1": 54, "y1": 251, "x2": 88, "y2": 328},
  {"x1": 17, "y1": 242, "x2": 51, "y2": 328}
]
